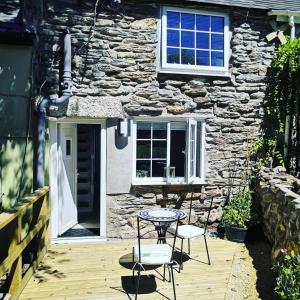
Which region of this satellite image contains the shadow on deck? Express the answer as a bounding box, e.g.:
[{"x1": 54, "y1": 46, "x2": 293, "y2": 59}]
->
[{"x1": 20, "y1": 238, "x2": 239, "y2": 300}]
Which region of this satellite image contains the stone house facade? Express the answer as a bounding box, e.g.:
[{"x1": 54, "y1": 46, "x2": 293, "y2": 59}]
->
[{"x1": 1, "y1": 0, "x2": 300, "y2": 239}]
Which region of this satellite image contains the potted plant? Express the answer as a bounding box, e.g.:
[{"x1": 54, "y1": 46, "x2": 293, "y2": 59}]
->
[{"x1": 222, "y1": 189, "x2": 252, "y2": 242}]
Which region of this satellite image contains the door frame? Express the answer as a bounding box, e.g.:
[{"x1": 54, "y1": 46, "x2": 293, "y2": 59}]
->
[{"x1": 49, "y1": 118, "x2": 107, "y2": 239}]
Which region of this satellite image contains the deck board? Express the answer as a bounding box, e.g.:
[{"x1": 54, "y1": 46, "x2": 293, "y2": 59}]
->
[{"x1": 20, "y1": 238, "x2": 238, "y2": 299}]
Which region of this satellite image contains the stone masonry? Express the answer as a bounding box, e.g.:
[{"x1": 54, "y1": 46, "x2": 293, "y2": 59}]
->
[
  {"x1": 28, "y1": 0, "x2": 278, "y2": 237},
  {"x1": 256, "y1": 167, "x2": 300, "y2": 259}
]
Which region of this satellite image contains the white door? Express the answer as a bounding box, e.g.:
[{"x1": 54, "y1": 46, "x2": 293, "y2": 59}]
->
[{"x1": 58, "y1": 123, "x2": 77, "y2": 235}]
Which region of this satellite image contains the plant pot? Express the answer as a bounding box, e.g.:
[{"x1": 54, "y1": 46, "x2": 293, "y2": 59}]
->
[{"x1": 225, "y1": 225, "x2": 247, "y2": 243}]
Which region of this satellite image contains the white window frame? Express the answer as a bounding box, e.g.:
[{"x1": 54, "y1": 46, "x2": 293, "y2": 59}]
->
[
  {"x1": 132, "y1": 118, "x2": 206, "y2": 185},
  {"x1": 160, "y1": 6, "x2": 230, "y2": 77}
]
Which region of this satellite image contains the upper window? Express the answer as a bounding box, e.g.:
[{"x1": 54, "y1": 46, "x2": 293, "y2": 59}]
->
[
  {"x1": 132, "y1": 119, "x2": 205, "y2": 185},
  {"x1": 161, "y1": 6, "x2": 230, "y2": 76}
]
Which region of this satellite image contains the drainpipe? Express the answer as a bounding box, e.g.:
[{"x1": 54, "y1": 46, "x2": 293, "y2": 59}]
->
[{"x1": 36, "y1": 31, "x2": 72, "y2": 188}]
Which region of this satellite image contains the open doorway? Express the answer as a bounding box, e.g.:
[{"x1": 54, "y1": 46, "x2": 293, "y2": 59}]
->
[{"x1": 59, "y1": 124, "x2": 101, "y2": 238}]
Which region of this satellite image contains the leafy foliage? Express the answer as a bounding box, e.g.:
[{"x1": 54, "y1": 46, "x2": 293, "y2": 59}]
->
[
  {"x1": 222, "y1": 190, "x2": 252, "y2": 228},
  {"x1": 264, "y1": 37, "x2": 300, "y2": 171},
  {"x1": 274, "y1": 250, "x2": 300, "y2": 300}
]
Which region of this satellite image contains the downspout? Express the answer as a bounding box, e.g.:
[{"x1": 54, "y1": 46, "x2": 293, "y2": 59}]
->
[{"x1": 36, "y1": 31, "x2": 72, "y2": 188}]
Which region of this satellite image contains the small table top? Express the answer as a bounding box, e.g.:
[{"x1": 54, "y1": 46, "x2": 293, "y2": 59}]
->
[{"x1": 138, "y1": 207, "x2": 187, "y2": 222}]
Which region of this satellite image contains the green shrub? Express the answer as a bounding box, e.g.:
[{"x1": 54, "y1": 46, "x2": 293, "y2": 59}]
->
[
  {"x1": 222, "y1": 190, "x2": 252, "y2": 228},
  {"x1": 274, "y1": 250, "x2": 300, "y2": 300}
]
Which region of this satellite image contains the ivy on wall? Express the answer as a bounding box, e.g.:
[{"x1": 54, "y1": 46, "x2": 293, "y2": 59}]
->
[{"x1": 257, "y1": 37, "x2": 300, "y2": 173}]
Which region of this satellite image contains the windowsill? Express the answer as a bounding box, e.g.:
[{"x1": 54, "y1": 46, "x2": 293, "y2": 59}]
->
[
  {"x1": 132, "y1": 180, "x2": 206, "y2": 186},
  {"x1": 158, "y1": 67, "x2": 231, "y2": 78}
]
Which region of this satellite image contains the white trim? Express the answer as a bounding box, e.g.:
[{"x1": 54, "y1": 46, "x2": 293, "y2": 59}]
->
[
  {"x1": 49, "y1": 118, "x2": 107, "y2": 240},
  {"x1": 160, "y1": 5, "x2": 230, "y2": 76},
  {"x1": 52, "y1": 237, "x2": 107, "y2": 244},
  {"x1": 132, "y1": 118, "x2": 206, "y2": 185}
]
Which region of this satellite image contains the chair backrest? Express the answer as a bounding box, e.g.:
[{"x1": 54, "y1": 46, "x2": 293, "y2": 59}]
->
[
  {"x1": 186, "y1": 193, "x2": 215, "y2": 234},
  {"x1": 136, "y1": 216, "x2": 180, "y2": 264}
]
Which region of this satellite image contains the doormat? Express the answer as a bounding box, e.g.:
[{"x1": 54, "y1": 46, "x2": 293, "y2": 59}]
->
[{"x1": 60, "y1": 227, "x2": 100, "y2": 237}]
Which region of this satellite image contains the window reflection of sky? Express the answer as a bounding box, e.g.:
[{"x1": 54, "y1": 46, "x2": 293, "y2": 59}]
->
[{"x1": 166, "y1": 10, "x2": 225, "y2": 67}]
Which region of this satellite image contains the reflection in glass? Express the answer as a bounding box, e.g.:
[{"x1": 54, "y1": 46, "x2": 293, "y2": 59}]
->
[
  {"x1": 153, "y1": 123, "x2": 167, "y2": 139},
  {"x1": 137, "y1": 141, "x2": 151, "y2": 158},
  {"x1": 211, "y1": 51, "x2": 224, "y2": 67},
  {"x1": 196, "y1": 32, "x2": 209, "y2": 49},
  {"x1": 137, "y1": 122, "x2": 151, "y2": 139},
  {"x1": 196, "y1": 50, "x2": 210, "y2": 66},
  {"x1": 211, "y1": 34, "x2": 224, "y2": 50},
  {"x1": 182, "y1": 49, "x2": 195, "y2": 65},
  {"x1": 181, "y1": 13, "x2": 195, "y2": 29},
  {"x1": 196, "y1": 15, "x2": 210, "y2": 31},
  {"x1": 167, "y1": 47, "x2": 180, "y2": 64},
  {"x1": 211, "y1": 16, "x2": 224, "y2": 33},
  {"x1": 167, "y1": 11, "x2": 180, "y2": 28},
  {"x1": 152, "y1": 160, "x2": 166, "y2": 177},
  {"x1": 136, "y1": 160, "x2": 150, "y2": 178},
  {"x1": 167, "y1": 30, "x2": 180, "y2": 47},
  {"x1": 153, "y1": 141, "x2": 167, "y2": 158},
  {"x1": 181, "y1": 31, "x2": 195, "y2": 48}
]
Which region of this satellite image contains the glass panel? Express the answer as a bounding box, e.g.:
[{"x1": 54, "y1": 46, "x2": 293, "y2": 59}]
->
[
  {"x1": 66, "y1": 139, "x2": 71, "y2": 156},
  {"x1": 181, "y1": 49, "x2": 195, "y2": 65},
  {"x1": 181, "y1": 31, "x2": 195, "y2": 48},
  {"x1": 136, "y1": 160, "x2": 150, "y2": 178},
  {"x1": 152, "y1": 160, "x2": 166, "y2": 177},
  {"x1": 196, "y1": 15, "x2": 210, "y2": 31},
  {"x1": 167, "y1": 11, "x2": 180, "y2": 28},
  {"x1": 170, "y1": 129, "x2": 186, "y2": 177},
  {"x1": 167, "y1": 47, "x2": 180, "y2": 64},
  {"x1": 211, "y1": 51, "x2": 224, "y2": 67},
  {"x1": 211, "y1": 16, "x2": 224, "y2": 33},
  {"x1": 196, "y1": 50, "x2": 210, "y2": 66},
  {"x1": 153, "y1": 123, "x2": 167, "y2": 139},
  {"x1": 137, "y1": 122, "x2": 151, "y2": 139},
  {"x1": 181, "y1": 13, "x2": 195, "y2": 30},
  {"x1": 152, "y1": 141, "x2": 167, "y2": 158},
  {"x1": 167, "y1": 30, "x2": 180, "y2": 47},
  {"x1": 196, "y1": 122, "x2": 202, "y2": 177},
  {"x1": 211, "y1": 34, "x2": 224, "y2": 50},
  {"x1": 137, "y1": 141, "x2": 151, "y2": 158},
  {"x1": 196, "y1": 32, "x2": 209, "y2": 49}
]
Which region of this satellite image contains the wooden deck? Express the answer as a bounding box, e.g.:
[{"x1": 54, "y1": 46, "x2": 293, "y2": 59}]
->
[{"x1": 20, "y1": 238, "x2": 239, "y2": 300}]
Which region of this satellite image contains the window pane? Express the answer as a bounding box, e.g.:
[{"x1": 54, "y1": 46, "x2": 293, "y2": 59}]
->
[
  {"x1": 181, "y1": 49, "x2": 195, "y2": 65},
  {"x1": 136, "y1": 160, "x2": 150, "y2": 178},
  {"x1": 181, "y1": 31, "x2": 195, "y2": 48},
  {"x1": 196, "y1": 32, "x2": 209, "y2": 49},
  {"x1": 167, "y1": 11, "x2": 180, "y2": 28},
  {"x1": 170, "y1": 129, "x2": 186, "y2": 177},
  {"x1": 196, "y1": 50, "x2": 210, "y2": 66},
  {"x1": 196, "y1": 15, "x2": 210, "y2": 31},
  {"x1": 211, "y1": 51, "x2": 224, "y2": 67},
  {"x1": 167, "y1": 47, "x2": 180, "y2": 64},
  {"x1": 167, "y1": 30, "x2": 180, "y2": 47},
  {"x1": 211, "y1": 16, "x2": 224, "y2": 33},
  {"x1": 152, "y1": 160, "x2": 166, "y2": 177},
  {"x1": 211, "y1": 34, "x2": 224, "y2": 50},
  {"x1": 137, "y1": 141, "x2": 151, "y2": 158},
  {"x1": 181, "y1": 13, "x2": 195, "y2": 30},
  {"x1": 153, "y1": 123, "x2": 167, "y2": 139},
  {"x1": 153, "y1": 141, "x2": 167, "y2": 158},
  {"x1": 137, "y1": 122, "x2": 151, "y2": 139}
]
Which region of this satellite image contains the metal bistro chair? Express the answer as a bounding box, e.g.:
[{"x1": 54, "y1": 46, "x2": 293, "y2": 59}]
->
[
  {"x1": 167, "y1": 192, "x2": 215, "y2": 269},
  {"x1": 132, "y1": 215, "x2": 180, "y2": 300}
]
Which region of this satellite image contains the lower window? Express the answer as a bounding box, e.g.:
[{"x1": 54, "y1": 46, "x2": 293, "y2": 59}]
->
[{"x1": 133, "y1": 119, "x2": 205, "y2": 184}]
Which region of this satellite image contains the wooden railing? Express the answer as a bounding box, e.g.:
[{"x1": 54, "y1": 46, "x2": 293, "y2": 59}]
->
[{"x1": 0, "y1": 187, "x2": 50, "y2": 300}]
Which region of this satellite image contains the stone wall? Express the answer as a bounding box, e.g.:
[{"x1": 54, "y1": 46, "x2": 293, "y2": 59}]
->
[
  {"x1": 22, "y1": 0, "x2": 279, "y2": 236},
  {"x1": 256, "y1": 167, "x2": 300, "y2": 259}
]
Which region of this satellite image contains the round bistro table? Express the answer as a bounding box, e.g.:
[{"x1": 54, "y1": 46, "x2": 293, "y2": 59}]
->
[{"x1": 137, "y1": 207, "x2": 187, "y2": 243}]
